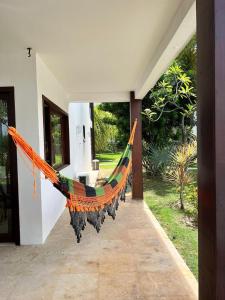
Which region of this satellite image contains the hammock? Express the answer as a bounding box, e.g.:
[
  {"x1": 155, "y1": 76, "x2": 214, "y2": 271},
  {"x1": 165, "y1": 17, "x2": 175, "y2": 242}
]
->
[{"x1": 5, "y1": 119, "x2": 137, "y2": 242}]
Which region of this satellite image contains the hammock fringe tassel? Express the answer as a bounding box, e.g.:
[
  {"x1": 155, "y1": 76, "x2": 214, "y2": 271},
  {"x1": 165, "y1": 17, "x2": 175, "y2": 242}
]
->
[{"x1": 70, "y1": 176, "x2": 131, "y2": 243}]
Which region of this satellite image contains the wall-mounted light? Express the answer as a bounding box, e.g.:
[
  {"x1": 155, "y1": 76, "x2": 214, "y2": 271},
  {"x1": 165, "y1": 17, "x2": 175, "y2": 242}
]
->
[{"x1": 27, "y1": 47, "x2": 32, "y2": 57}]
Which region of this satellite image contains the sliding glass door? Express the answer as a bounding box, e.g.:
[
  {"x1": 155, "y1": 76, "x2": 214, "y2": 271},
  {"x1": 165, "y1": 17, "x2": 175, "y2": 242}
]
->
[{"x1": 0, "y1": 87, "x2": 19, "y2": 244}]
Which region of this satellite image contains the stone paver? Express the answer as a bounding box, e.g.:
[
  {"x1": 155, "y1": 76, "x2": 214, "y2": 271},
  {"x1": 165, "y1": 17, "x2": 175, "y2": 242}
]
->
[{"x1": 0, "y1": 196, "x2": 198, "y2": 300}]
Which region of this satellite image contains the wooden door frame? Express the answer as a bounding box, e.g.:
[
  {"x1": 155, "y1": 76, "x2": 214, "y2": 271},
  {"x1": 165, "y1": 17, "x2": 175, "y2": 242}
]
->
[{"x1": 0, "y1": 87, "x2": 20, "y2": 245}]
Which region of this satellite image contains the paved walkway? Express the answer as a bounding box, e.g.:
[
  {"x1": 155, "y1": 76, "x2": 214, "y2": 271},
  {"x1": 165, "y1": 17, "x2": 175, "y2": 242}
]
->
[{"x1": 0, "y1": 197, "x2": 198, "y2": 300}]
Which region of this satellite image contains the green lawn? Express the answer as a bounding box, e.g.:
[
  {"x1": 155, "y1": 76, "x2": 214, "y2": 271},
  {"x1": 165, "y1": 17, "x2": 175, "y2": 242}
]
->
[
  {"x1": 96, "y1": 152, "x2": 122, "y2": 169},
  {"x1": 144, "y1": 176, "x2": 198, "y2": 278}
]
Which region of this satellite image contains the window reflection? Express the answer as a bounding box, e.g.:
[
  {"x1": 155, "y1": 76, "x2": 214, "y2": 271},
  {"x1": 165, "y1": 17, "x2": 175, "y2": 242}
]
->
[
  {"x1": 50, "y1": 113, "x2": 63, "y2": 168},
  {"x1": 0, "y1": 99, "x2": 12, "y2": 235}
]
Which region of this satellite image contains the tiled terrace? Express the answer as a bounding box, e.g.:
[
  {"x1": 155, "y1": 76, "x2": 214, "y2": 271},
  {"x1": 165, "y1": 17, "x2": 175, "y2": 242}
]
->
[{"x1": 0, "y1": 196, "x2": 198, "y2": 300}]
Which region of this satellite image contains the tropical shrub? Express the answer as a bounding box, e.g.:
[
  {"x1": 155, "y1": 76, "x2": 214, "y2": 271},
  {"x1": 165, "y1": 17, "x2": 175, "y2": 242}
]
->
[
  {"x1": 98, "y1": 102, "x2": 130, "y2": 149},
  {"x1": 184, "y1": 183, "x2": 198, "y2": 222},
  {"x1": 94, "y1": 106, "x2": 119, "y2": 153},
  {"x1": 143, "y1": 142, "x2": 172, "y2": 177},
  {"x1": 142, "y1": 36, "x2": 197, "y2": 146},
  {"x1": 143, "y1": 63, "x2": 196, "y2": 144},
  {"x1": 165, "y1": 142, "x2": 197, "y2": 210}
]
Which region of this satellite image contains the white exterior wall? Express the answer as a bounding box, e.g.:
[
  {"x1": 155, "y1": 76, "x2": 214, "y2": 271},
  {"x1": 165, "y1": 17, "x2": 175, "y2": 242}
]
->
[
  {"x1": 36, "y1": 54, "x2": 74, "y2": 242},
  {"x1": 69, "y1": 103, "x2": 98, "y2": 186},
  {"x1": 69, "y1": 103, "x2": 93, "y2": 177},
  {"x1": 0, "y1": 51, "x2": 93, "y2": 244},
  {"x1": 35, "y1": 55, "x2": 94, "y2": 243},
  {"x1": 0, "y1": 50, "x2": 42, "y2": 244}
]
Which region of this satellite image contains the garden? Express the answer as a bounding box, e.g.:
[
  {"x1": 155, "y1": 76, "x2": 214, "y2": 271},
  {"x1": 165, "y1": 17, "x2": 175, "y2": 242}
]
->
[{"x1": 94, "y1": 36, "x2": 198, "y2": 278}]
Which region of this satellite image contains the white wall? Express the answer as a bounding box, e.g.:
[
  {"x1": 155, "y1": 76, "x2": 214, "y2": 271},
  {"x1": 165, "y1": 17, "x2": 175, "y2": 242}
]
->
[
  {"x1": 0, "y1": 50, "x2": 42, "y2": 244},
  {"x1": 36, "y1": 54, "x2": 73, "y2": 242},
  {"x1": 35, "y1": 55, "x2": 93, "y2": 174},
  {"x1": 36, "y1": 54, "x2": 93, "y2": 242},
  {"x1": 69, "y1": 103, "x2": 93, "y2": 177},
  {"x1": 0, "y1": 51, "x2": 93, "y2": 244}
]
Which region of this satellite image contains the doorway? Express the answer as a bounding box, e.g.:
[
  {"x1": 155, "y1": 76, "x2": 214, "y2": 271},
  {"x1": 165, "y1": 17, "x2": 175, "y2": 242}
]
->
[{"x1": 0, "y1": 87, "x2": 20, "y2": 244}]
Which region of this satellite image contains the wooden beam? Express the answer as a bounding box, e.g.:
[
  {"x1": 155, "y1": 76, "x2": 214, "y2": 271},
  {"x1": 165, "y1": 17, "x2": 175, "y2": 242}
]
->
[
  {"x1": 197, "y1": 0, "x2": 225, "y2": 298},
  {"x1": 130, "y1": 91, "x2": 143, "y2": 200}
]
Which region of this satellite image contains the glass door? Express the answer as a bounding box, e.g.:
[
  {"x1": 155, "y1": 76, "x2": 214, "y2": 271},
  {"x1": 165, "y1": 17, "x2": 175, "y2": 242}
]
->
[{"x1": 0, "y1": 87, "x2": 19, "y2": 244}]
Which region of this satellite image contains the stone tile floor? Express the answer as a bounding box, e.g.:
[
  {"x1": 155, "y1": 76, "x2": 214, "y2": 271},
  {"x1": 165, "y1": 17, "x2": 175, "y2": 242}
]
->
[{"x1": 0, "y1": 196, "x2": 198, "y2": 300}]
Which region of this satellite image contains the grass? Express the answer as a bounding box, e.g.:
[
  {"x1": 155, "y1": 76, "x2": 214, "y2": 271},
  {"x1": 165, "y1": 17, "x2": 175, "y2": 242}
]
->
[
  {"x1": 96, "y1": 152, "x2": 122, "y2": 169},
  {"x1": 144, "y1": 175, "x2": 198, "y2": 278}
]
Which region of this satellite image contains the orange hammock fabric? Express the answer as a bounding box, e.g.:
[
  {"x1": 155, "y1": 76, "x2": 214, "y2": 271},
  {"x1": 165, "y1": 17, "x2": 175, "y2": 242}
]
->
[
  {"x1": 8, "y1": 127, "x2": 59, "y2": 184},
  {"x1": 8, "y1": 120, "x2": 137, "y2": 212},
  {"x1": 7, "y1": 120, "x2": 137, "y2": 242}
]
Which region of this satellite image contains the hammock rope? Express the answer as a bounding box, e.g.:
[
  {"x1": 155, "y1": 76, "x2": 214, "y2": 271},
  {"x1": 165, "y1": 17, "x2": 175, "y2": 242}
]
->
[
  {"x1": 5, "y1": 119, "x2": 137, "y2": 242},
  {"x1": 8, "y1": 127, "x2": 59, "y2": 184}
]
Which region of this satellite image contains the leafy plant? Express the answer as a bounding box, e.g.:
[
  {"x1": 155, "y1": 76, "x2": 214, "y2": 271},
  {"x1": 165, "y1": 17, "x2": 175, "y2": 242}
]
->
[
  {"x1": 177, "y1": 35, "x2": 197, "y2": 86},
  {"x1": 94, "y1": 106, "x2": 119, "y2": 153},
  {"x1": 98, "y1": 102, "x2": 129, "y2": 149},
  {"x1": 143, "y1": 62, "x2": 196, "y2": 143},
  {"x1": 166, "y1": 142, "x2": 197, "y2": 210},
  {"x1": 143, "y1": 142, "x2": 172, "y2": 177},
  {"x1": 184, "y1": 183, "x2": 198, "y2": 223},
  {"x1": 0, "y1": 100, "x2": 7, "y2": 123}
]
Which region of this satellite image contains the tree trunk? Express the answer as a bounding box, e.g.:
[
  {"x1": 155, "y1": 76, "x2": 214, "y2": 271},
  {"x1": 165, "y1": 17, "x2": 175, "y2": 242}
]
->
[
  {"x1": 181, "y1": 115, "x2": 186, "y2": 143},
  {"x1": 179, "y1": 183, "x2": 185, "y2": 210}
]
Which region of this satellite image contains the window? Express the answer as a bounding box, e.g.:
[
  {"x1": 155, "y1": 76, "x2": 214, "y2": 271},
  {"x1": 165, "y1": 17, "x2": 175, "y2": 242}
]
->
[{"x1": 43, "y1": 96, "x2": 70, "y2": 170}]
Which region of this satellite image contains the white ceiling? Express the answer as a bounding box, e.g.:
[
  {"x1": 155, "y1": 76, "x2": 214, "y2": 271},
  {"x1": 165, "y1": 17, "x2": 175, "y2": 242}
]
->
[{"x1": 0, "y1": 0, "x2": 196, "y2": 102}]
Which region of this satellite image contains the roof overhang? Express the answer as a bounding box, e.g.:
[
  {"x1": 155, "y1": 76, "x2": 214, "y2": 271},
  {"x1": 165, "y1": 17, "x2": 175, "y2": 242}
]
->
[{"x1": 0, "y1": 0, "x2": 196, "y2": 102}]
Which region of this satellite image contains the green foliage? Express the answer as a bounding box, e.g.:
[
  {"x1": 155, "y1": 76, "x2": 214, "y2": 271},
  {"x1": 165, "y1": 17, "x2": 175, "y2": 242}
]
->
[
  {"x1": 142, "y1": 36, "x2": 197, "y2": 146},
  {"x1": 184, "y1": 183, "x2": 198, "y2": 222},
  {"x1": 0, "y1": 100, "x2": 7, "y2": 122},
  {"x1": 143, "y1": 62, "x2": 196, "y2": 143},
  {"x1": 177, "y1": 35, "x2": 197, "y2": 87},
  {"x1": 143, "y1": 142, "x2": 172, "y2": 177},
  {"x1": 51, "y1": 114, "x2": 62, "y2": 144},
  {"x1": 0, "y1": 131, "x2": 8, "y2": 166},
  {"x1": 144, "y1": 176, "x2": 198, "y2": 278},
  {"x1": 94, "y1": 106, "x2": 119, "y2": 153},
  {"x1": 96, "y1": 152, "x2": 122, "y2": 170},
  {"x1": 166, "y1": 142, "x2": 197, "y2": 210},
  {"x1": 98, "y1": 102, "x2": 129, "y2": 149},
  {"x1": 143, "y1": 37, "x2": 198, "y2": 278}
]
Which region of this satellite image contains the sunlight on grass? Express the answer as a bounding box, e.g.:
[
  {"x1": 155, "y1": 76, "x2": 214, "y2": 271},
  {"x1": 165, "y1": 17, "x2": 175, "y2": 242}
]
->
[
  {"x1": 96, "y1": 152, "x2": 122, "y2": 162},
  {"x1": 144, "y1": 176, "x2": 198, "y2": 278},
  {"x1": 96, "y1": 152, "x2": 122, "y2": 180},
  {"x1": 96, "y1": 152, "x2": 122, "y2": 169}
]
